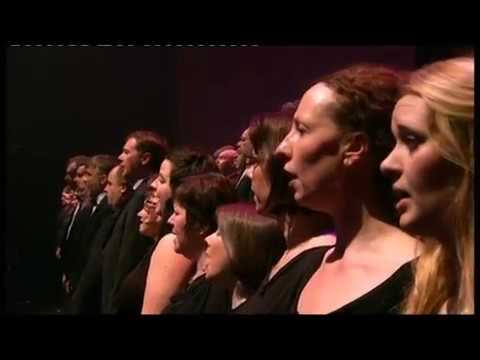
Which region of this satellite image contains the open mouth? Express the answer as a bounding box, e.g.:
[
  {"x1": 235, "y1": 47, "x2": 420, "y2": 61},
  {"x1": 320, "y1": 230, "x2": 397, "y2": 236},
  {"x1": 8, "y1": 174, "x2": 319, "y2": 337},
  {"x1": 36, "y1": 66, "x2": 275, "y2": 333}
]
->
[
  {"x1": 281, "y1": 168, "x2": 297, "y2": 188},
  {"x1": 287, "y1": 178, "x2": 299, "y2": 190},
  {"x1": 393, "y1": 188, "x2": 410, "y2": 201},
  {"x1": 392, "y1": 188, "x2": 410, "y2": 212}
]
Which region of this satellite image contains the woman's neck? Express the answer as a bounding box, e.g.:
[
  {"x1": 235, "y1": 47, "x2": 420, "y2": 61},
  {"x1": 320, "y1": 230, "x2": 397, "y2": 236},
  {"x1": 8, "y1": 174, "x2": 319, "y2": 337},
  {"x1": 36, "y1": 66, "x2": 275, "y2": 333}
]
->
[
  {"x1": 331, "y1": 192, "x2": 419, "y2": 263},
  {"x1": 282, "y1": 211, "x2": 333, "y2": 250},
  {"x1": 189, "y1": 243, "x2": 207, "y2": 283}
]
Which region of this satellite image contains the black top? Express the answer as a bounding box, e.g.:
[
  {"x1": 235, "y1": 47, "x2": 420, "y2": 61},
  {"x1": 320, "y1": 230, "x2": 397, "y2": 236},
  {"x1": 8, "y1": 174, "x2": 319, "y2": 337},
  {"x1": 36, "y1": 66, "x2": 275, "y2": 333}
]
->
[
  {"x1": 71, "y1": 197, "x2": 113, "y2": 290},
  {"x1": 56, "y1": 205, "x2": 76, "y2": 248},
  {"x1": 69, "y1": 208, "x2": 122, "y2": 314},
  {"x1": 234, "y1": 246, "x2": 332, "y2": 314},
  {"x1": 102, "y1": 178, "x2": 151, "y2": 313},
  {"x1": 62, "y1": 203, "x2": 93, "y2": 288},
  {"x1": 230, "y1": 298, "x2": 250, "y2": 313},
  {"x1": 235, "y1": 175, "x2": 254, "y2": 203},
  {"x1": 115, "y1": 242, "x2": 156, "y2": 315},
  {"x1": 163, "y1": 274, "x2": 231, "y2": 314},
  {"x1": 323, "y1": 261, "x2": 414, "y2": 314}
]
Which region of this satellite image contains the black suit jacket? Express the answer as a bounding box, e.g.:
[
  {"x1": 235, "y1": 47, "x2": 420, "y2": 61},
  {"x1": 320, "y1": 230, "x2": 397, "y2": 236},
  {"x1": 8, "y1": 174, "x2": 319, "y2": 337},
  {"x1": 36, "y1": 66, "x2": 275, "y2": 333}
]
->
[
  {"x1": 81, "y1": 197, "x2": 112, "y2": 253},
  {"x1": 69, "y1": 207, "x2": 122, "y2": 314},
  {"x1": 56, "y1": 205, "x2": 76, "y2": 249},
  {"x1": 56, "y1": 205, "x2": 76, "y2": 278},
  {"x1": 102, "y1": 178, "x2": 152, "y2": 313},
  {"x1": 62, "y1": 203, "x2": 92, "y2": 286},
  {"x1": 70, "y1": 196, "x2": 113, "y2": 290}
]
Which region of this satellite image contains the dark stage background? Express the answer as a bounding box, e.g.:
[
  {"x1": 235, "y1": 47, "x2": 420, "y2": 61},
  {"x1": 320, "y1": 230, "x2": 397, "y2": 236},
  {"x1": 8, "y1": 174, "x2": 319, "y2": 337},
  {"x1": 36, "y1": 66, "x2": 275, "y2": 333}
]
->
[{"x1": 7, "y1": 45, "x2": 463, "y2": 314}]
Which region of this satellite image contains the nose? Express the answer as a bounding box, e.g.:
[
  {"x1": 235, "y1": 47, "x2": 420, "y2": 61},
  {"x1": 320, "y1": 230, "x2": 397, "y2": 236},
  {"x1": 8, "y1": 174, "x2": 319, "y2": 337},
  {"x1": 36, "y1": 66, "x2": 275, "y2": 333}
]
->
[
  {"x1": 380, "y1": 146, "x2": 402, "y2": 181},
  {"x1": 167, "y1": 214, "x2": 175, "y2": 226},
  {"x1": 118, "y1": 153, "x2": 124, "y2": 162},
  {"x1": 204, "y1": 233, "x2": 213, "y2": 246},
  {"x1": 275, "y1": 132, "x2": 292, "y2": 159}
]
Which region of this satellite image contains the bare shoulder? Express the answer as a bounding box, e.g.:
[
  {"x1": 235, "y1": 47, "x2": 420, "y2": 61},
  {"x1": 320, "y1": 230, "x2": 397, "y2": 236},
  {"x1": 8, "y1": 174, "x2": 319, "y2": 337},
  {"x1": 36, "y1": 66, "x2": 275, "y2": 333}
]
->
[
  {"x1": 154, "y1": 233, "x2": 176, "y2": 252},
  {"x1": 151, "y1": 233, "x2": 191, "y2": 266}
]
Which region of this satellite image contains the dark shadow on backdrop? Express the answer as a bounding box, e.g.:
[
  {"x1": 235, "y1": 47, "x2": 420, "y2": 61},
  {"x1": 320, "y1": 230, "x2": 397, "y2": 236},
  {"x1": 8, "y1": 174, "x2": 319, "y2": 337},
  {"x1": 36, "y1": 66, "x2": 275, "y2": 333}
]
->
[
  {"x1": 415, "y1": 45, "x2": 473, "y2": 67},
  {"x1": 6, "y1": 47, "x2": 177, "y2": 312},
  {"x1": 176, "y1": 46, "x2": 417, "y2": 154}
]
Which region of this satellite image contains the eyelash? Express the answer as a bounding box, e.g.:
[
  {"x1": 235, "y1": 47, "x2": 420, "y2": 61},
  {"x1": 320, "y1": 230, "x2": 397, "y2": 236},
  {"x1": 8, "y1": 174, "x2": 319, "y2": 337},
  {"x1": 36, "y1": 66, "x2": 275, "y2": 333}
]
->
[
  {"x1": 401, "y1": 133, "x2": 423, "y2": 151},
  {"x1": 295, "y1": 122, "x2": 306, "y2": 135}
]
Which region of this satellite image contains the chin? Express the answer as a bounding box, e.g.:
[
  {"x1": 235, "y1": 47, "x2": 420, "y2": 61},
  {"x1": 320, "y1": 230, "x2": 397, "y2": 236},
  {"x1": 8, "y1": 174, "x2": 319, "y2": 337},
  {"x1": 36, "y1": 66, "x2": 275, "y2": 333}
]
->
[
  {"x1": 205, "y1": 269, "x2": 218, "y2": 280},
  {"x1": 294, "y1": 191, "x2": 310, "y2": 208},
  {"x1": 398, "y1": 210, "x2": 423, "y2": 235}
]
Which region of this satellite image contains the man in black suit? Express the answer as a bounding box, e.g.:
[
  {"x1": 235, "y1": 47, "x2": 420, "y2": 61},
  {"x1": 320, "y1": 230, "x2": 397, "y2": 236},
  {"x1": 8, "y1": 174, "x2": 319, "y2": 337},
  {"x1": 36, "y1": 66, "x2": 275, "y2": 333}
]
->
[
  {"x1": 62, "y1": 155, "x2": 118, "y2": 296},
  {"x1": 57, "y1": 156, "x2": 90, "y2": 296},
  {"x1": 70, "y1": 165, "x2": 133, "y2": 313},
  {"x1": 56, "y1": 155, "x2": 90, "y2": 260},
  {"x1": 102, "y1": 130, "x2": 168, "y2": 313}
]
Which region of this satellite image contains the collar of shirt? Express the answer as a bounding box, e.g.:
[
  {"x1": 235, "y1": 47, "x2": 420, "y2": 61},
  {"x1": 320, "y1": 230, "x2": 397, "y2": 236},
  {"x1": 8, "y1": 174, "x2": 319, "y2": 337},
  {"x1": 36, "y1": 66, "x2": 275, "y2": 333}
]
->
[
  {"x1": 96, "y1": 192, "x2": 106, "y2": 205},
  {"x1": 133, "y1": 178, "x2": 145, "y2": 191}
]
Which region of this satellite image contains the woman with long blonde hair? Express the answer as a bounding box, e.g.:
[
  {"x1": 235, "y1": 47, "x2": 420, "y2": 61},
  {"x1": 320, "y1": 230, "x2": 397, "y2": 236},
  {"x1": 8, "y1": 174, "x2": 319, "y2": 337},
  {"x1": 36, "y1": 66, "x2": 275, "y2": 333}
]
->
[{"x1": 381, "y1": 57, "x2": 474, "y2": 314}]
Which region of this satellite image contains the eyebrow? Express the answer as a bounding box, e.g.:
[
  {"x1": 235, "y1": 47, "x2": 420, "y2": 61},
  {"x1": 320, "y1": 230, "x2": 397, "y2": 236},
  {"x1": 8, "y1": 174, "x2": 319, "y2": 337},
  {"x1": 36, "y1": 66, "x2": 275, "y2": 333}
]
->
[
  {"x1": 397, "y1": 124, "x2": 425, "y2": 136},
  {"x1": 293, "y1": 118, "x2": 309, "y2": 130}
]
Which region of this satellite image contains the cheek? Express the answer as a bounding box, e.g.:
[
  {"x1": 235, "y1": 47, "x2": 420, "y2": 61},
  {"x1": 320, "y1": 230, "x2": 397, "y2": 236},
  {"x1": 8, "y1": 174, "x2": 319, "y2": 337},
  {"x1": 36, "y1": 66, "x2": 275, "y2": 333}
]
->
[
  {"x1": 302, "y1": 138, "x2": 340, "y2": 174},
  {"x1": 406, "y1": 148, "x2": 459, "y2": 196},
  {"x1": 209, "y1": 239, "x2": 222, "y2": 257},
  {"x1": 161, "y1": 187, "x2": 172, "y2": 200},
  {"x1": 289, "y1": 139, "x2": 317, "y2": 174},
  {"x1": 176, "y1": 218, "x2": 186, "y2": 234},
  {"x1": 125, "y1": 154, "x2": 135, "y2": 166},
  {"x1": 210, "y1": 241, "x2": 228, "y2": 269}
]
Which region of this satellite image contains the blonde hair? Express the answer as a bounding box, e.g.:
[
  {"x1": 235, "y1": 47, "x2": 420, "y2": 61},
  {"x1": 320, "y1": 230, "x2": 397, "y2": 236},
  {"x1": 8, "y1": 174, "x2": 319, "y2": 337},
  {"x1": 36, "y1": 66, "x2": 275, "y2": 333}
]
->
[{"x1": 403, "y1": 57, "x2": 474, "y2": 314}]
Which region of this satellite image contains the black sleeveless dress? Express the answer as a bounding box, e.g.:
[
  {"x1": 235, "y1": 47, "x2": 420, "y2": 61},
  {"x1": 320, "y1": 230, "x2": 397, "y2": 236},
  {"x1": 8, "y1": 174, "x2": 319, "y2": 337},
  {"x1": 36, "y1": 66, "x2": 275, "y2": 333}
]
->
[
  {"x1": 294, "y1": 261, "x2": 414, "y2": 314},
  {"x1": 234, "y1": 246, "x2": 332, "y2": 314},
  {"x1": 114, "y1": 243, "x2": 156, "y2": 314},
  {"x1": 163, "y1": 274, "x2": 231, "y2": 314}
]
